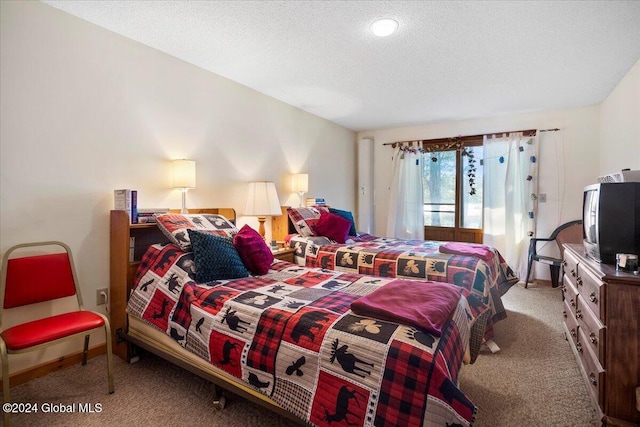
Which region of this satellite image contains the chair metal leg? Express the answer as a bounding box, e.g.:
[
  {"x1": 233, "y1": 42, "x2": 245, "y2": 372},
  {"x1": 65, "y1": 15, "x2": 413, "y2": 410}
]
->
[
  {"x1": 82, "y1": 335, "x2": 90, "y2": 365},
  {"x1": 1, "y1": 340, "x2": 11, "y2": 426},
  {"x1": 103, "y1": 323, "x2": 115, "y2": 394}
]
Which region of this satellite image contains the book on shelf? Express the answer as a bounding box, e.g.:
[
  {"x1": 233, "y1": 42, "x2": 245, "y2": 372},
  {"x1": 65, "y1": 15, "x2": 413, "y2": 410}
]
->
[
  {"x1": 129, "y1": 237, "x2": 135, "y2": 262},
  {"x1": 136, "y1": 208, "x2": 169, "y2": 223},
  {"x1": 305, "y1": 197, "x2": 326, "y2": 207},
  {"x1": 114, "y1": 189, "x2": 138, "y2": 224}
]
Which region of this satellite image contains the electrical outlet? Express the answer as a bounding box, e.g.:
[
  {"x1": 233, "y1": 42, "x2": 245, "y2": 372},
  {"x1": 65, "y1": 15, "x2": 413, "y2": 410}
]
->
[
  {"x1": 539, "y1": 193, "x2": 547, "y2": 203},
  {"x1": 96, "y1": 288, "x2": 108, "y2": 305}
]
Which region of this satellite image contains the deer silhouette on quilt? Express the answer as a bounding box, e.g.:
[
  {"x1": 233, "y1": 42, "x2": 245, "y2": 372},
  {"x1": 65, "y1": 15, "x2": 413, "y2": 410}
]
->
[
  {"x1": 221, "y1": 307, "x2": 250, "y2": 333},
  {"x1": 219, "y1": 340, "x2": 240, "y2": 367},
  {"x1": 329, "y1": 339, "x2": 374, "y2": 378},
  {"x1": 322, "y1": 385, "x2": 364, "y2": 425},
  {"x1": 152, "y1": 299, "x2": 170, "y2": 319}
]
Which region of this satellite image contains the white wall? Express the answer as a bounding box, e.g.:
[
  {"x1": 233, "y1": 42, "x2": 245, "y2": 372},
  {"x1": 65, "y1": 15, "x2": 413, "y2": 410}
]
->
[
  {"x1": 0, "y1": 1, "x2": 355, "y2": 374},
  {"x1": 599, "y1": 58, "x2": 640, "y2": 175}
]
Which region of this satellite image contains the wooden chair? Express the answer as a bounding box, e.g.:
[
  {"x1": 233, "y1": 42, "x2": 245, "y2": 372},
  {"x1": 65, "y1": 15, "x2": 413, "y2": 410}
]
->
[
  {"x1": 524, "y1": 220, "x2": 583, "y2": 288},
  {"x1": 1, "y1": 241, "x2": 114, "y2": 425}
]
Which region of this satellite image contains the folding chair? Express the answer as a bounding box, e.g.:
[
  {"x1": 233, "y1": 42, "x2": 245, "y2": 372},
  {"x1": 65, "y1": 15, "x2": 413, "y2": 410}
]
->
[{"x1": 1, "y1": 241, "x2": 114, "y2": 425}]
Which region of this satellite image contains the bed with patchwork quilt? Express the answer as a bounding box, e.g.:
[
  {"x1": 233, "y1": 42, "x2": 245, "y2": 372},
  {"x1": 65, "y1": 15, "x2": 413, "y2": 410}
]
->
[
  {"x1": 127, "y1": 243, "x2": 490, "y2": 427},
  {"x1": 280, "y1": 207, "x2": 518, "y2": 335}
]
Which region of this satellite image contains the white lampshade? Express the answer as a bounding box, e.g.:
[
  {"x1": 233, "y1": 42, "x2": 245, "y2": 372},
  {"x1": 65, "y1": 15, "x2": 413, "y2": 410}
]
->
[
  {"x1": 244, "y1": 181, "x2": 281, "y2": 217},
  {"x1": 172, "y1": 159, "x2": 196, "y2": 189},
  {"x1": 291, "y1": 173, "x2": 309, "y2": 193}
]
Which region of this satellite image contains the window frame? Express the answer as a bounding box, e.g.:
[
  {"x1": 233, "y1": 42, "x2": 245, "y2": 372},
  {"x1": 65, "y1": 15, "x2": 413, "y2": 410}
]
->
[{"x1": 422, "y1": 135, "x2": 484, "y2": 243}]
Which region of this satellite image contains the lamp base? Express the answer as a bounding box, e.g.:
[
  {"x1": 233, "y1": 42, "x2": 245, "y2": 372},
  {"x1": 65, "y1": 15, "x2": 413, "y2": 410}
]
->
[
  {"x1": 298, "y1": 191, "x2": 306, "y2": 208},
  {"x1": 181, "y1": 188, "x2": 189, "y2": 214},
  {"x1": 257, "y1": 216, "x2": 267, "y2": 239}
]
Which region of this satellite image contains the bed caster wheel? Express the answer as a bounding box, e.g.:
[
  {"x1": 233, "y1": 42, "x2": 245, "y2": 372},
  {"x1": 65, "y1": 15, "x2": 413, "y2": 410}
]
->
[
  {"x1": 212, "y1": 384, "x2": 226, "y2": 410},
  {"x1": 212, "y1": 395, "x2": 226, "y2": 410}
]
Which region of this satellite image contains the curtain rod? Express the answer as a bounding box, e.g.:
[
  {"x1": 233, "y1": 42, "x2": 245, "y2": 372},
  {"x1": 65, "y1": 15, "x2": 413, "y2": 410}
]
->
[{"x1": 383, "y1": 128, "x2": 560, "y2": 146}]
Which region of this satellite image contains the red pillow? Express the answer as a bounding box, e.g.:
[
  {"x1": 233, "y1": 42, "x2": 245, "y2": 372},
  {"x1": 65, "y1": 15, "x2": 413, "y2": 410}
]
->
[
  {"x1": 314, "y1": 211, "x2": 352, "y2": 244},
  {"x1": 233, "y1": 224, "x2": 274, "y2": 275}
]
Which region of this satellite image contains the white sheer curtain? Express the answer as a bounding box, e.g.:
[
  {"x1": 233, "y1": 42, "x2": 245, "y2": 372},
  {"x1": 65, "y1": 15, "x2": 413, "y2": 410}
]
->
[
  {"x1": 386, "y1": 145, "x2": 425, "y2": 239},
  {"x1": 483, "y1": 132, "x2": 538, "y2": 279}
]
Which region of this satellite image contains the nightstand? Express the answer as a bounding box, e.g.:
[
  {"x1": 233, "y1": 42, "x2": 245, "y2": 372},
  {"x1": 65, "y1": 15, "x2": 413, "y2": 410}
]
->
[{"x1": 272, "y1": 247, "x2": 295, "y2": 263}]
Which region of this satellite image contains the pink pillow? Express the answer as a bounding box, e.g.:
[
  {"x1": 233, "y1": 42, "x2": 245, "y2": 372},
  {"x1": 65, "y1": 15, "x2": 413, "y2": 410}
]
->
[
  {"x1": 314, "y1": 211, "x2": 352, "y2": 244},
  {"x1": 233, "y1": 225, "x2": 274, "y2": 275}
]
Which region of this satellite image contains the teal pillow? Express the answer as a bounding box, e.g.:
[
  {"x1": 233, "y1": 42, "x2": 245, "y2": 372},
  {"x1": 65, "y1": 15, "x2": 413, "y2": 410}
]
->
[
  {"x1": 328, "y1": 208, "x2": 357, "y2": 236},
  {"x1": 188, "y1": 229, "x2": 249, "y2": 283}
]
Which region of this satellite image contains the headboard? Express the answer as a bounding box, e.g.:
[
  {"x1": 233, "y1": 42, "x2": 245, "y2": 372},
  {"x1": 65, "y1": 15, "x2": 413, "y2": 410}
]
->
[
  {"x1": 271, "y1": 206, "x2": 296, "y2": 243},
  {"x1": 109, "y1": 207, "x2": 236, "y2": 361}
]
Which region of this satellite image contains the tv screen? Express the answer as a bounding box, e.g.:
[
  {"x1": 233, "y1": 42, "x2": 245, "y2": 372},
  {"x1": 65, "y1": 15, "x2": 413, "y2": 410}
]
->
[{"x1": 583, "y1": 187, "x2": 598, "y2": 245}]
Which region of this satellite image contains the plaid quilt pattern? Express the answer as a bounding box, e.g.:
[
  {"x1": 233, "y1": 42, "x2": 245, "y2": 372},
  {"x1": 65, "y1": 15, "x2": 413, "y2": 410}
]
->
[
  {"x1": 128, "y1": 244, "x2": 491, "y2": 427},
  {"x1": 247, "y1": 308, "x2": 288, "y2": 373},
  {"x1": 288, "y1": 237, "x2": 518, "y2": 333}
]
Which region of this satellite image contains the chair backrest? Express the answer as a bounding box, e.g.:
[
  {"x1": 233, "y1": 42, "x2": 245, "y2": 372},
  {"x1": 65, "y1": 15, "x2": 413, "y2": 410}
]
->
[
  {"x1": 553, "y1": 220, "x2": 583, "y2": 258},
  {"x1": 1, "y1": 242, "x2": 81, "y2": 311}
]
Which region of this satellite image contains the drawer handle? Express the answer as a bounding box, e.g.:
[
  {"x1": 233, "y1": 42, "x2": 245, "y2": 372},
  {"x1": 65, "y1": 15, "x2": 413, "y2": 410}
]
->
[
  {"x1": 575, "y1": 309, "x2": 582, "y2": 319},
  {"x1": 570, "y1": 329, "x2": 576, "y2": 338},
  {"x1": 576, "y1": 277, "x2": 583, "y2": 286},
  {"x1": 563, "y1": 310, "x2": 567, "y2": 319},
  {"x1": 576, "y1": 342, "x2": 583, "y2": 354},
  {"x1": 589, "y1": 292, "x2": 597, "y2": 303},
  {"x1": 589, "y1": 332, "x2": 598, "y2": 345},
  {"x1": 571, "y1": 268, "x2": 576, "y2": 277},
  {"x1": 570, "y1": 298, "x2": 576, "y2": 307},
  {"x1": 589, "y1": 373, "x2": 597, "y2": 386},
  {"x1": 562, "y1": 260, "x2": 567, "y2": 267}
]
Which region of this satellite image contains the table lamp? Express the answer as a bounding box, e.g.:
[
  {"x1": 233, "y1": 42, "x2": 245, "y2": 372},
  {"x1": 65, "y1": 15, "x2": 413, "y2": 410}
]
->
[{"x1": 244, "y1": 181, "x2": 281, "y2": 238}]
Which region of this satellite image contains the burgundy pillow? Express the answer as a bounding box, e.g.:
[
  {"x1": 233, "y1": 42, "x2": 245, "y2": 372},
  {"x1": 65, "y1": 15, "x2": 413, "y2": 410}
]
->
[
  {"x1": 314, "y1": 211, "x2": 352, "y2": 244},
  {"x1": 233, "y1": 224, "x2": 274, "y2": 275}
]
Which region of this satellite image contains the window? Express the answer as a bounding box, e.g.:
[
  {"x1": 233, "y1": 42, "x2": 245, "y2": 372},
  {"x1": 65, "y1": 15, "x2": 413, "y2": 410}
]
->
[{"x1": 422, "y1": 137, "x2": 483, "y2": 242}]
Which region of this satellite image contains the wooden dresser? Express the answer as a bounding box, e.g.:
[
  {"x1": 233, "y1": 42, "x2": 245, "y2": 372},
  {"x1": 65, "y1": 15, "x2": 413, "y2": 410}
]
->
[{"x1": 562, "y1": 243, "x2": 640, "y2": 426}]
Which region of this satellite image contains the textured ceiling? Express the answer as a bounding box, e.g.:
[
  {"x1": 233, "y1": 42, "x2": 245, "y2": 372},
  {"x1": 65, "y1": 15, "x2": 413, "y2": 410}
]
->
[{"x1": 43, "y1": 1, "x2": 640, "y2": 131}]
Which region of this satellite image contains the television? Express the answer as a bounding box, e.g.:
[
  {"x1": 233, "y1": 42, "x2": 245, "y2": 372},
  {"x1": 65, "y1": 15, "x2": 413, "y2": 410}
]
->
[{"x1": 583, "y1": 182, "x2": 640, "y2": 264}]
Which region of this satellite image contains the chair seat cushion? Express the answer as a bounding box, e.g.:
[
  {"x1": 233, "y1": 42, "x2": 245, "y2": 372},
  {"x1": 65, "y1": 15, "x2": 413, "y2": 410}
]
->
[{"x1": 1, "y1": 311, "x2": 105, "y2": 351}]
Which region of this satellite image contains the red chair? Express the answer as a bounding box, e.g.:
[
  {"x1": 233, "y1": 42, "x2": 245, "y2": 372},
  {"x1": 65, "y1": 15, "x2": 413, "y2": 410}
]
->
[{"x1": 1, "y1": 241, "x2": 114, "y2": 424}]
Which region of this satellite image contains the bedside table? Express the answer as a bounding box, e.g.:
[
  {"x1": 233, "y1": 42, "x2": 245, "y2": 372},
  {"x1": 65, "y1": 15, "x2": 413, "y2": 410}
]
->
[{"x1": 272, "y1": 247, "x2": 295, "y2": 263}]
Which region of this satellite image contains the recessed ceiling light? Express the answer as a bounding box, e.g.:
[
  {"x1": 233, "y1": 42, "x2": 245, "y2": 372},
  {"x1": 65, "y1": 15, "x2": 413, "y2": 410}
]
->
[{"x1": 371, "y1": 18, "x2": 398, "y2": 37}]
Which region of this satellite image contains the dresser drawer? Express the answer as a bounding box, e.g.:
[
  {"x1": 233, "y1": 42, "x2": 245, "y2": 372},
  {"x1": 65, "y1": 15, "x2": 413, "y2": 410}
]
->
[
  {"x1": 563, "y1": 299, "x2": 579, "y2": 345},
  {"x1": 576, "y1": 294, "x2": 606, "y2": 365},
  {"x1": 562, "y1": 275, "x2": 579, "y2": 317},
  {"x1": 577, "y1": 264, "x2": 606, "y2": 321},
  {"x1": 563, "y1": 249, "x2": 580, "y2": 284},
  {"x1": 577, "y1": 327, "x2": 605, "y2": 409}
]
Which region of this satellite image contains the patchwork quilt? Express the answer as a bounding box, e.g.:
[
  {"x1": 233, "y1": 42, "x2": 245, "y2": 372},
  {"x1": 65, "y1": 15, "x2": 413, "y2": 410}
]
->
[
  {"x1": 287, "y1": 235, "x2": 518, "y2": 327},
  {"x1": 128, "y1": 243, "x2": 490, "y2": 427}
]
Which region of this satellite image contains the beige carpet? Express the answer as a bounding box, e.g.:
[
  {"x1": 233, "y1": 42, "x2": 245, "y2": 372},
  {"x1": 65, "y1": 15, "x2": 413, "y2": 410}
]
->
[
  {"x1": 7, "y1": 282, "x2": 598, "y2": 427},
  {"x1": 458, "y1": 283, "x2": 598, "y2": 426}
]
